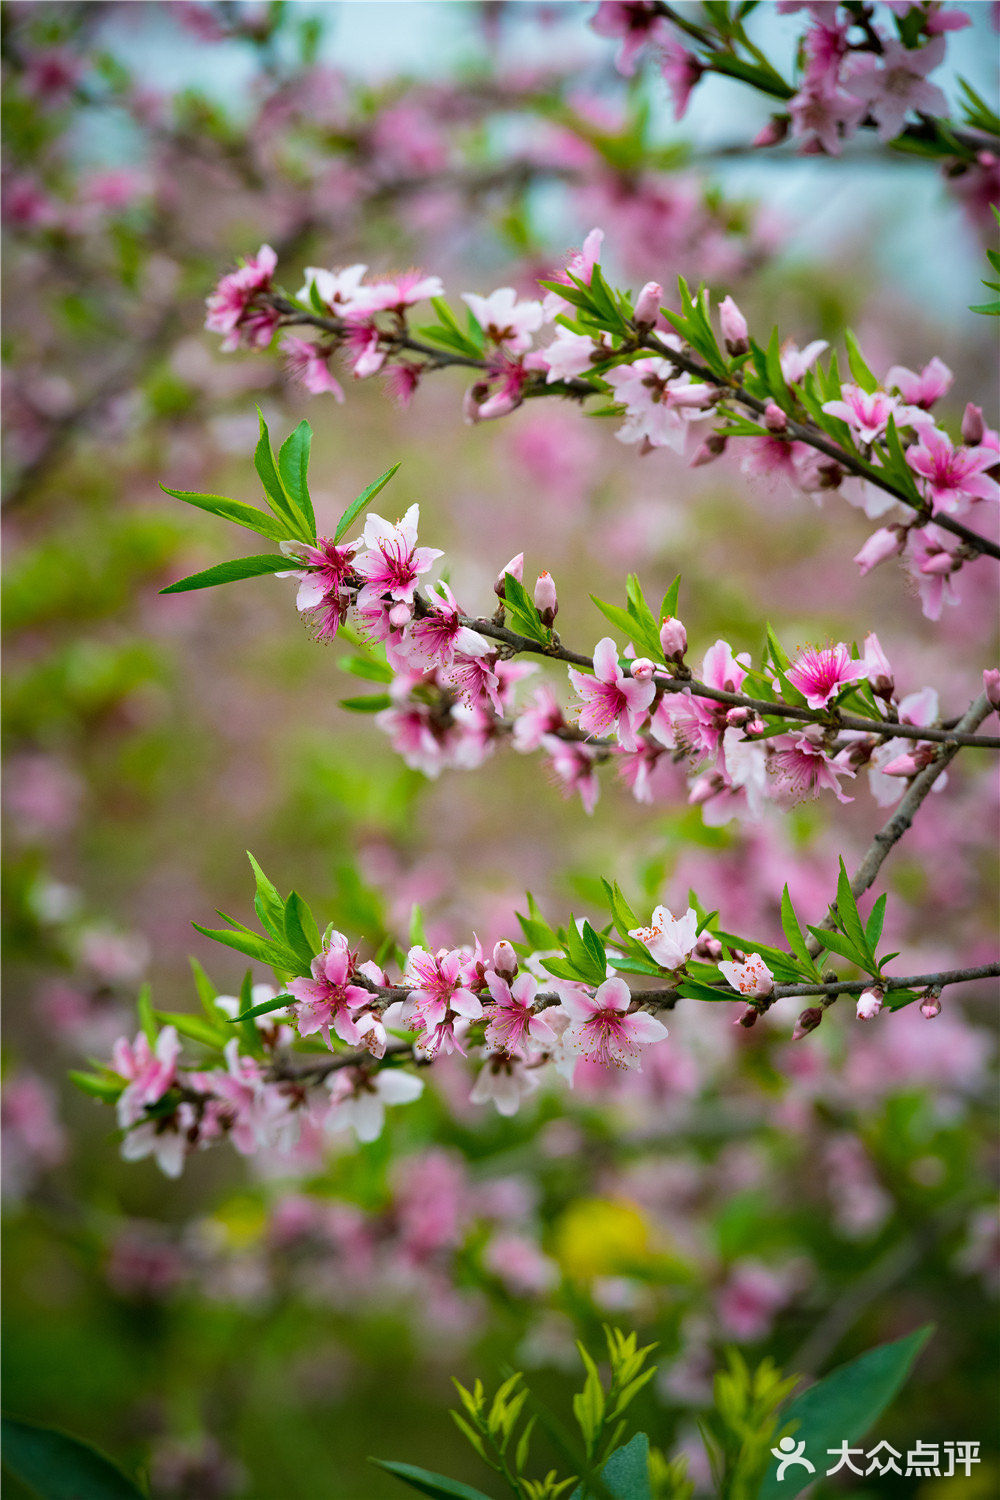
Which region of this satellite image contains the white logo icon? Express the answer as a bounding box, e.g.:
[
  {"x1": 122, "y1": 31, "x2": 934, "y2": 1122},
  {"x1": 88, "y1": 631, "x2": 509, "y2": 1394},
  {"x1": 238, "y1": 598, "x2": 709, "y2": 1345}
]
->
[{"x1": 771, "y1": 1436, "x2": 816, "y2": 1481}]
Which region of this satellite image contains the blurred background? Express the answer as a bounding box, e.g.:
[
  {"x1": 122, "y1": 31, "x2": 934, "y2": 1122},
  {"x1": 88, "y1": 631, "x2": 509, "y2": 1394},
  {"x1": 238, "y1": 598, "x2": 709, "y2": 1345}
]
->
[{"x1": 2, "y1": 2, "x2": 998, "y2": 1496}]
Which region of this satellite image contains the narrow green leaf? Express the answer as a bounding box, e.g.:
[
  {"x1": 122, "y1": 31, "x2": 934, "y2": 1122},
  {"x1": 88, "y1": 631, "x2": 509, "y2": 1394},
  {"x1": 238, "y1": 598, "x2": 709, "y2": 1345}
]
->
[
  {"x1": 333, "y1": 463, "x2": 402, "y2": 543},
  {"x1": 248, "y1": 853, "x2": 285, "y2": 940},
  {"x1": 160, "y1": 554, "x2": 289, "y2": 594},
  {"x1": 780, "y1": 886, "x2": 819, "y2": 976},
  {"x1": 154, "y1": 1010, "x2": 226, "y2": 1048},
  {"x1": 230, "y1": 993, "x2": 293, "y2": 1023},
  {"x1": 660, "y1": 575, "x2": 680, "y2": 622},
  {"x1": 0, "y1": 1417, "x2": 145, "y2": 1499},
  {"x1": 254, "y1": 408, "x2": 302, "y2": 533},
  {"x1": 69, "y1": 1071, "x2": 123, "y2": 1102},
  {"x1": 192, "y1": 922, "x2": 301, "y2": 972},
  {"x1": 136, "y1": 982, "x2": 156, "y2": 1044},
  {"x1": 160, "y1": 487, "x2": 291, "y2": 542},
  {"x1": 835, "y1": 858, "x2": 870, "y2": 958},
  {"x1": 340, "y1": 694, "x2": 393, "y2": 712},
  {"x1": 238, "y1": 968, "x2": 264, "y2": 1056},
  {"x1": 866, "y1": 892, "x2": 888, "y2": 952},
  {"x1": 284, "y1": 892, "x2": 320, "y2": 965},
  {"x1": 805, "y1": 926, "x2": 869, "y2": 969},
  {"x1": 277, "y1": 420, "x2": 316, "y2": 540},
  {"x1": 368, "y1": 1459, "x2": 493, "y2": 1500},
  {"x1": 844, "y1": 330, "x2": 877, "y2": 394}
]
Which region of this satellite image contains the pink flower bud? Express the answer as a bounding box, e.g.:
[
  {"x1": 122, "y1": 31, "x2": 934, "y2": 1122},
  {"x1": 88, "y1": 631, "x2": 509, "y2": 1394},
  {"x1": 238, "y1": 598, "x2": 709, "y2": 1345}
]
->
[
  {"x1": 854, "y1": 526, "x2": 905, "y2": 576},
  {"x1": 856, "y1": 985, "x2": 883, "y2": 1022},
  {"x1": 726, "y1": 706, "x2": 751, "y2": 727},
  {"x1": 962, "y1": 402, "x2": 985, "y2": 445},
  {"x1": 862, "y1": 631, "x2": 894, "y2": 700},
  {"x1": 882, "y1": 751, "x2": 920, "y2": 778},
  {"x1": 389, "y1": 601, "x2": 412, "y2": 628},
  {"x1": 983, "y1": 668, "x2": 1000, "y2": 709},
  {"x1": 746, "y1": 715, "x2": 766, "y2": 735},
  {"x1": 492, "y1": 941, "x2": 518, "y2": 979},
  {"x1": 695, "y1": 934, "x2": 722, "y2": 962},
  {"x1": 718, "y1": 295, "x2": 749, "y2": 356},
  {"x1": 659, "y1": 616, "x2": 687, "y2": 661},
  {"x1": 919, "y1": 549, "x2": 956, "y2": 577},
  {"x1": 463, "y1": 381, "x2": 489, "y2": 425},
  {"x1": 633, "y1": 281, "x2": 663, "y2": 328},
  {"x1": 764, "y1": 401, "x2": 787, "y2": 433},
  {"x1": 737, "y1": 1005, "x2": 758, "y2": 1028},
  {"x1": 753, "y1": 114, "x2": 789, "y2": 148},
  {"x1": 533, "y1": 570, "x2": 558, "y2": 626},
  {"x1": 690, "y1": 433, "x2": 727, "y2": 467},
  {"x1": 630, "y1": 657, "x2": 655, "y2": 681},
  {"x1": 495, "y1": 553, "x2": 524, "y2": 598},
  {"x1": 920, "y1": 991, "x2": 942, "y2": 1019},
  {"x1": 791, "y1": 1006, "x2": 823, "y2": 1041}
]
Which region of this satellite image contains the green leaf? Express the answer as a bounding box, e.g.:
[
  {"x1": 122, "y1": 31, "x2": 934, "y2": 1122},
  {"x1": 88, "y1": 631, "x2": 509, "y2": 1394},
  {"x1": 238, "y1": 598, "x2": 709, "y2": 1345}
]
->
[
  {"x1": 780, "y1": 886, "x2": 818, "y2": 976},
  {"x1": 247, "y1": 853, "x2": 285, "y2": 940},
  {"x1": 805, "y1": 926, "x2": 869, "y2": 970},
  {"x1": 333, "y1": 463, "x2": 402, "y2": 544},
  {"x1": 369, "y1": 1459, "x2": 493, "y2": 1500},
  {"x1": 866, "y1": 892, "x2": 888, "y2": 952},
  {"x1": 834, "y1": 859, "x2": 871, "y2": 959},
  {"x1": 229, "y1": 992, "x2": 293, "y2": 1024},
  {"x1": 570, "y1": 1433, "x2": 651, "y2": 1500},
  {"x1": 0, "y1": 1417, "x2": 145, "y2": 1499},
  {"x1": 254, "y1": 409, "x2": 302, "y2": 535},
  {"x1": 503, "y1": 572, "x2": 549, "y2": 644},
  {"x1": 764, "y1": 326, "x2": 789, "y2": 407},
  {"x1": 760, "y1": 1328, "x2": 932, "y2": 1500},
  {"x1": 159, "y1": 554, "x2": 289, "y2": 594},
  {"x1": 340, "y1": 694, "x2": 393, "y2": 712},
  {"x1": 277, "y1": 420, "x2": 316, "y2": 540},
  {"x1": 192, "y1": 922, "x2": 301, "y2": 973},
  {"x1": 159, "y1": 487, "x2": 292, "y2": 542},
  {"x1": 136, "y1": 981, "x2": 156, "y2": 1045},
  {"x1": 660, "y1": 575, "x2": 680, "y2": 622},
  {"x1": 283, "y1": 892, "x2": 321, "y2": 966},
  {"x1": 581, "y1": 921, "x2": 608, "y2": 980},
  {"x1": 68, "y1": 1071, "x2": 123, "y2": 1103},
  {"x1": 237, "y1": 968, "x2": 264, "y2": 1056},
  {"x1": 844, "y1": 330, "x2": 877, "y2": 394},
  {"x1": 154, "y1": 1010, "x2": 226, "y2": 1048}
]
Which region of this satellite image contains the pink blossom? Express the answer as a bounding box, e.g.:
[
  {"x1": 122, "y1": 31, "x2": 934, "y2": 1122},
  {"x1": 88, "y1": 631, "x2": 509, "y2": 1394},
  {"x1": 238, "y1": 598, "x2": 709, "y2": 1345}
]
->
[
  {"x1": 344, "y1": 319, "x2": 386, "y2": 378},
  {"x1": 483, "y1": 972, "x2": 556, "y2": 1054},
  {"x1": 568, "y1": 637, "x2": 655, "y2": 751},
  {"x1": 628, "y1": 906, "x2": 698, "y2": 970},
  {"x1": 717, "y1": 954, "x2": 774, "y2": 999},
  {"x1": 120, "y1": 1104, "x2": 197, "y2": 1179},
  {"x1": 786, "y1": 642, "x2": 867, "y2": 708},
  {"x1": 821, "y1": 384, "x2": 920, "y2": 445},
  {"x1": 605, "y1": 360, "x2": 717, "y2": 453},
  {"x1": 281, "y1": 336, "x2": 345, "y2": 399},
  {"x1": 541, "y1": 734, "x2": 601, "y2": 815},
  {"x1": 356, "y1": 271, "x2": 445, "y2": 315},
  {"x1": 404, "y1": 583, "x2": 492, "y2": 670},
  {"x1": 717, "y1": 1261, "x2": 794, "y2": 1340},
  {"x1": 905, "y1": 426, "x2": 1000, "y2": 514},
  {"x1": 325, "y1": 1067, "x2": 423, "y2": 1143},
  {"x1": 845, "y1": 37, "x2": 949, "y2": 144},
  {"x1": 298, "y1": 263, "x2": 370, "y2": 315},
  {"x1": 541, "y1": 228, "x2": 605, "y2": 317},
  {"x1": 470, "y1": 1054, "x2": 541, "y2": 1116},
  {"x1": 402, "y1": 946, "x2": 484, "y2": 1045},
  {"x1": 779, "y1": 338, "x2": 828, "y2": 383},
  {"x1": 719, "y1": 295, "x2": 749, "y2": 355},
  {"x1": 862, "y1": 631, "x2": 894, "y2": 698},
  {"x1": 657, "y1": 36, "x2": 704, "y2": 120},
  {"x1": 279, "y1": 536, "x2": 356, "y2": 641},
  {"x1": 868, "y1": 685, "x2": 941, "y2": 806},
  {"x1": 651, "y1": 639, "x2": 748, "y2": 757},
  {"x1": 112, "y1": 1027, "x2": 180, "y2": 1128},
  {"x1": 287, "y1": 934, "x2": 371, "y2": 1047},
  {"x1": 538, "y1": 327, "x2": 600, "y2": 383},
  {"x1": 462, "y1": 288, "x2": 544, "y2": 353},
  {"x1": 591, "y1": 3, "x2": 668, "y2": 75},
  {"x1": 769, "y1": 730, "x2": 855, "y2": 804},
  {"x1": 205, "y1": 245, "x2": 279, "y2": 352},
  {"x1": 905, "y1": 525, "x2": 963, "y2": 620},
  {"x1": 194, "y1": 1040, "x2": 298, "y2": 1155},
  {"x1": 441, "y1": 653, "x2": 504, "y2": 715},
  {"x1": 353, "y1": 505, "x2": 442, "y2": 606},
  {"x1": 512, "y1": 685, "x2": 565, "y2": 752},
  {"x1": 789, "y1": 82, "x2": 866, "y2": 155},
  {"x1": 884, "y1": 356, "x2": 953, "y2": 408},
  {"x1": 558, "y1": 978, "x2": 668, "y2": 1070},
  {"x1": 22, "y1": 48, "x2": 84, "y2": 105}
]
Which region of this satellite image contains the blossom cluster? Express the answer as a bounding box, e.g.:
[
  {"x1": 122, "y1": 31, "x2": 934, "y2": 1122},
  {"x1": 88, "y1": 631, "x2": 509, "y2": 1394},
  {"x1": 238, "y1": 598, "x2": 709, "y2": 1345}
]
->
[
  {"x1": 590, "y1": 1, "x2": 998, "y2": 233},
  {"x1": 205, "y1": 235, "x2": 1000, "y2": 623}
]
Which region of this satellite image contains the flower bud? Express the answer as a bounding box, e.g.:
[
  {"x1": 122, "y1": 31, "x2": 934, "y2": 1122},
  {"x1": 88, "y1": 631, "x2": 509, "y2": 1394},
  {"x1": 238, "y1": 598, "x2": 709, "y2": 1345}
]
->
[
  {"x1": 687, "y1": 771, "x2": 723, "y2": 806},
  {"x1": 718, "y1": 295, "x2": 749, "y2": 356},
  {"x1": 492, "y1": 941, "x2": 518, "y2": 979},
  {"x1": 737, "y1": 1005, "x2": 758, "y2": 1028},
  {"x1": 533, "y1": 570, "x2": 558, "y2": 626},
  {"x1": 791, "y1": 1006, "x2": 823, "y2": 1041},
  {"x1": 764, "y1": 401, "x2": 788, "y2": 433},
  {"x1": 920, "y1": 548, "x2": 956, "y2": 577},
  {"x1": 462, "y1": 381, "x2": 489, "y2": 425},
  {"x1": 961, "y1": 402, "x2": 985, "y2": 445},
  {"x1": 695, "y1": 934, "x2": 723, "y2": 961},
  {"x1": 629, "y1": 657, "x2": 655, "y2": 682},
  {"x1": 862, "y1": 631, "x2": 894, "y2": 700},
  {"x1": 690, "y1": 432, "x2": 727, "y2": 467},
  {"x1": 920, "y1": 989, "x2": 942, "y2": 1019},
  {"x1": 882, "y1": 750, "x2": 921, "y2": 778},
  {"x1": 495, "y1": 553, "x2": 524, "y2": 599},
  {"x1": 983, "y1": 667, "x2": 1000, "y2": 709},
  {"x1": 753, "y1": 114, "x2": 789, "y2": 148},
  {"x1": 726, "y1": 706, "x2": 751, "y2": 727},
  {"x1": 633, "y1": 281, "x2": 663, "y2": 329},
  {"x1": 659, "y1": 615, "x2": 687, "y2": 662},
  {"x1": 854, "y1": 526, "x2": 905, "y2": 576},
  {"x1": 389, "y1": 601, "x2": 412, "y2": 628},
  {"x1": 856, "y1": 985, "x2": 883, "y2": 1022},
  {"x1": 746, "y1": 715, "x2": 766, "y2": 735}
]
